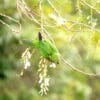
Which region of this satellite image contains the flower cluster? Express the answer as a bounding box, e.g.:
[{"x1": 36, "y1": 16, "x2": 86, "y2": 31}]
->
[
  {"x1": 20, "y1": 48, "x2": 31, "y2": 76},
  {"x1": 20, "y1": 49, "x2": 57, "y2": 95},
  {"x1": 38, "y1": 57, "x2": 50, "y2": 95}
]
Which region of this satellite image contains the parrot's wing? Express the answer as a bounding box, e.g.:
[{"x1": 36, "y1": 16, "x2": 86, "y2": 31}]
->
[
  {"x1": 46, "y1": 40, "x2": 59, "y2": 53},
  {"x1": 39, "y1": 40, "x2": 53, "y2": 58},
  {"x1": 39, "y1": 40, "x2": 60, "y2": 63}
]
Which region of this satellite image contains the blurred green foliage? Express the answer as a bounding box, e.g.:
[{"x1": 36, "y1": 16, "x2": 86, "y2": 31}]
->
[{"x1": 0, "y1": 0, "x2": 100, "y2": 100}]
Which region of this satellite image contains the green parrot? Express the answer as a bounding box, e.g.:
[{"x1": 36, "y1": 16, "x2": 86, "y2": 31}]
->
[{"x1": 22, "y1": 32, "x2": 60, "y2": 64}]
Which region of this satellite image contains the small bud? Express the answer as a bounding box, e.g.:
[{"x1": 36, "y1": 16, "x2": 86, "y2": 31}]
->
[
  {"x1": 24, "y1": 61, "x2": 30, "y2": 69},
  {"x1": 49, "y1": 63, "x2": 56, "y2": 68}
]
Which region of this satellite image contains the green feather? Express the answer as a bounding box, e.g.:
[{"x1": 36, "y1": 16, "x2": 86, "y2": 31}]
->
[{"x1": 38, "y1": 40, "x2": 60, "y2": 63}]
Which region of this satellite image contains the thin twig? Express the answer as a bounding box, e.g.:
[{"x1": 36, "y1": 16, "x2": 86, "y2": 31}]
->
[
  {"x1": 47, "y1": 0, "x2": 60, "y2": 17},
  {"x1": 81, "y1": 0, "x2": 100, "y2": 14},
  {"x1": 63, "y1": 20, "x2": 100, "y2": 33},
  {"x1": 47, "y1": 0, "x2": 100, "y2": 34},
  {"x1": 17, "y1": 0, "x2": 40, "y2": 25},
  {"x1": 0, "y1": 13, "x2": 21, "y2": 33},
  {"x1": 39, "y1": 0, "x2": 44, "y2": 33},
  {"x1": 61, "y1": 56, "x2": 100, "y2": 76}
]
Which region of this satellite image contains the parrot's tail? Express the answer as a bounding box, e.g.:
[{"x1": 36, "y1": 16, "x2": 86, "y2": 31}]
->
[{"x1": 38, "y1": 32, "x2": 42, "y2": 41}]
